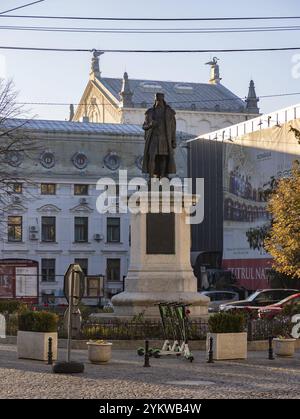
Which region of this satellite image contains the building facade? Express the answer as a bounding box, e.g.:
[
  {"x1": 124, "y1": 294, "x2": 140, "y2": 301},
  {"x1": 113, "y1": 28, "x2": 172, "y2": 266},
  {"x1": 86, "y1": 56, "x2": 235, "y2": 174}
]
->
[
  {"x1": 72, "y1": 54, "x2": 260, "y2": 135},
  {"x1": 0, "y1": 119, "x2": 188, "y2": 304}
]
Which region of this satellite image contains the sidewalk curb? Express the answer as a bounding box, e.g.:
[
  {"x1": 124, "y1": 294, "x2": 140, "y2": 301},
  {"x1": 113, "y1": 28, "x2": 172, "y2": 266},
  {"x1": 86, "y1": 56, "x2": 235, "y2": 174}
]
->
[{"x1": 2, "y1": 336, "x2": 299, "y2": 351}]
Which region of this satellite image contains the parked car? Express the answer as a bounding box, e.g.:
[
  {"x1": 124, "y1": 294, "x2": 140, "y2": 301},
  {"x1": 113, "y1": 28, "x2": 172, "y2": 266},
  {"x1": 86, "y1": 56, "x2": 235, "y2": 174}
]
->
[
  {"x1": 219, "y1": 289, "x2": 299, "y2": 312},
  {"x1": 200, "y1": 290, "x2": 239, "y2": 313},
  {"x1": 258, "y1": 293, "x2": 300, "y2": 319}
]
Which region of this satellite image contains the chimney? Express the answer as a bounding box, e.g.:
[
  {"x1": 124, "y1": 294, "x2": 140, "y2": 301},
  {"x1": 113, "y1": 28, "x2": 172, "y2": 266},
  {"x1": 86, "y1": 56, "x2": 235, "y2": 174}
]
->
[{"x1": 69, "y1": 104, "x2": 74, "y2": 121}]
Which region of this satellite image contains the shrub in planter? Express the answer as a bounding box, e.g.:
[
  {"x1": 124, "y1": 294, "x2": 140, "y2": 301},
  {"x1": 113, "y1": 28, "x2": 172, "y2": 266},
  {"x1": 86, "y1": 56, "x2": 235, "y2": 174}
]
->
[
  {"x1": 208, "y1": 312, "x2": 246, "y2": 334},
  {"x1": 207, "y1": 312, "x2": 247, "y2": 360},
  {"x1": 17, "y1": 311, "x2": 58, "y2": 361},
  {"x1": 18, "y1": 311, "x2": 58, "y2": 332},
  {"x1": 271, "y1": 318, "x2": 296, "y2": 357}
]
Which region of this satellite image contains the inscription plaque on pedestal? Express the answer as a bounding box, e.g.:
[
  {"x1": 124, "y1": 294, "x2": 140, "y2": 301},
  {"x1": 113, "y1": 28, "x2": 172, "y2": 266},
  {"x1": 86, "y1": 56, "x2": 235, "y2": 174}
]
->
[{"x1": 146, "y1": 213, "x2": 175, "y2": 254}]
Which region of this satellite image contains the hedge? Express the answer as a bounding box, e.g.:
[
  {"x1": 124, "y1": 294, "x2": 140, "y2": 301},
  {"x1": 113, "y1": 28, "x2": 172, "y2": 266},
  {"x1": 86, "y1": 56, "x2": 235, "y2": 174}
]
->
[{"x1": 0, "y1": 299, "x2": 27, "y2": 314}]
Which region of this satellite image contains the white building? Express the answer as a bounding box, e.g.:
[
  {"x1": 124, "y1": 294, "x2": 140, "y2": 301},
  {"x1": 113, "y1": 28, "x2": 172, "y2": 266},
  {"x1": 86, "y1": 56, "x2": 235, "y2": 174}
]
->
[
  {"x1": 73, "y1": 54, "x2": 260, "y2": 135},
  {"x1": 0, "y1": 119, "x2": 188, "y2": 304}
]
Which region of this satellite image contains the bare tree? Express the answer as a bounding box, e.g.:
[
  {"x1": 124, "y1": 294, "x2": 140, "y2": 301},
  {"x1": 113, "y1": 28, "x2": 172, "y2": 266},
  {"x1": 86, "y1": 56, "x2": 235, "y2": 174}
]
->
[{"x1": 0, "y1": 79, "x2": 39, "y2": 222}]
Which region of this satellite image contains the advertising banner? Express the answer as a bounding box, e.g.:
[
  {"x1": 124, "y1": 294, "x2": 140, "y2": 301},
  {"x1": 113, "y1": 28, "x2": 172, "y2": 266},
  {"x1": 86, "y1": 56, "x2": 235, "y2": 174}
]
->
[
  {"x1": 15, "y1": 267, "x2": 38, "y2": 298},
  {"x1": 223, "y1": 119, "x2": 300, "y2": 290},
  {"x1": 0, "y1": 260, "x2": 38, "y2": 301}
]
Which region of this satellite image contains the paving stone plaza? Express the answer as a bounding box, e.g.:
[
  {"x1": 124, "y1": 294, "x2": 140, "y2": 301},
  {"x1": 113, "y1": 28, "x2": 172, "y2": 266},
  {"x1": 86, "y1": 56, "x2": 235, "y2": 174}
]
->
[{"x1": 1, "y1": 344, "x2": 300, "y2": 399}]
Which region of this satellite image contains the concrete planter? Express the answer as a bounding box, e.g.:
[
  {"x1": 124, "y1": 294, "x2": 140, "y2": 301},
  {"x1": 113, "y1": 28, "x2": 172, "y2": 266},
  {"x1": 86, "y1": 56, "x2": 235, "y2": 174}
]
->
[
  {"x1": 274, "y1": 338, "x2": 296, "y2": 357},
  {"x1": 207, "y1": 332, "x2": 247, "y2": 360},
  {"x1": 17, "y1": 331, "x2": 58, "y2": 361},
  {"x1": 87, "y1": 342, "x2": 112, "y2": 363}
]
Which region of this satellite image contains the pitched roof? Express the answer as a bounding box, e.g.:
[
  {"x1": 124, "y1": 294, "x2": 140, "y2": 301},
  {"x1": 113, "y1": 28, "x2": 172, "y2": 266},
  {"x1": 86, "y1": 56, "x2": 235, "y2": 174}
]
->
[
  {"x1": 99, "y1": 77, "x2": 250, "y2": 113},
  {"x1": 2, "y1": 118, "x2": 192, "y2": 139},
  {"x1": 3, "y1": 118, "x2": 143, "y2": 136}
]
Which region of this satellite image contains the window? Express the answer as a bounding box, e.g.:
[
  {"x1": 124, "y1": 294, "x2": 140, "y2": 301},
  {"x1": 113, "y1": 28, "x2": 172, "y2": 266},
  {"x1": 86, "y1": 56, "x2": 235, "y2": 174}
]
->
[
  {"x1": 74, "y1": 258, "x2": 88, "y2": 276},
  {"x1": 74, "y1": 217, "x2": 88, "y2": 242},
  {"x1": 86, "y1": 276, "x2": 102, "y2": 297},
  {"x1": 41, "y1": 183, "x2": 56, "y2": 195},
  {"x1": 8, "y1": 216, "x2": 22, "y2": 242},
  {"x1": 41, "y1": 259, "x2": 56, "y2": 282},
  {"x1": 74, "y1": 184, "x2": 89, "y2": 195},
  {"x1": 107, "y1": 218, "x2": 120, "y2": 243},
  {"x1": 41, "y1": 217, "x2": 56, "y2": 242},
  {"x1": 9, "y1": 183, "x2": 22, "y2": 194},
  {"x1": 106, "y1": 258, "x2": 120, "y2": 281}
]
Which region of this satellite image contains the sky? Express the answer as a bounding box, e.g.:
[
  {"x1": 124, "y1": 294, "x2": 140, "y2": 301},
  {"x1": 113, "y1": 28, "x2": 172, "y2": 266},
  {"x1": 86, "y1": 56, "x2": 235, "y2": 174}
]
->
[{"x1": 1, "y1": 0, "x2": 300, "y2": 121}]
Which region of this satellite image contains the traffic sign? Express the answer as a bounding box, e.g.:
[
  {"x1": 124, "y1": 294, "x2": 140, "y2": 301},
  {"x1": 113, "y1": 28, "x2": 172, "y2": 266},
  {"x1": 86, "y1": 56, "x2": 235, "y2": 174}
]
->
[{"x1": 63, "y1": 263, "x2": 85, "y2": 306}]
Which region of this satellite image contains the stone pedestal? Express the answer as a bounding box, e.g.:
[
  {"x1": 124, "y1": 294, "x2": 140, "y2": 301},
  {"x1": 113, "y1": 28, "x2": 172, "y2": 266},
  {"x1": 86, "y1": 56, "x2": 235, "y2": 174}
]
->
[{"x1": 112, "y1": 192, "x2": 209, "y2": 318}]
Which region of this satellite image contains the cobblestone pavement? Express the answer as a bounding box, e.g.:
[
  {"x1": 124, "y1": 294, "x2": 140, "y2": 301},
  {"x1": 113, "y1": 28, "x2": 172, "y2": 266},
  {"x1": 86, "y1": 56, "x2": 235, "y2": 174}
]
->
[{"x1": 0, "y1": 344, "x2": 300, "y2": 399}]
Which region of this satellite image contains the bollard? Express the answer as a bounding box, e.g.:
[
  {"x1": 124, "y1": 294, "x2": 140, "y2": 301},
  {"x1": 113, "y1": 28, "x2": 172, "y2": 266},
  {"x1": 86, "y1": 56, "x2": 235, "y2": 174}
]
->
[
  {"x1": 48, "y1": 337, "x2": 53, "y2": 365},
  {"x1": 268, "y1": 336, "x2": 275, "y2": 360},
  {"x1": 143, "y1": 340, "x2": 151, "y2": 368},
  {"x1": 207, "y1": 336, "x2": 214, "y2": 363}
]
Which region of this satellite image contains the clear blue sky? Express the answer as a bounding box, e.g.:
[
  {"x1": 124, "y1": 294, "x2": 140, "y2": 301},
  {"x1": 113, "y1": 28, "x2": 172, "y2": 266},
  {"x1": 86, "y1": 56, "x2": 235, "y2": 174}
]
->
[{"x1": 1, "y1": 0, "x2": 300, "y2": 120}]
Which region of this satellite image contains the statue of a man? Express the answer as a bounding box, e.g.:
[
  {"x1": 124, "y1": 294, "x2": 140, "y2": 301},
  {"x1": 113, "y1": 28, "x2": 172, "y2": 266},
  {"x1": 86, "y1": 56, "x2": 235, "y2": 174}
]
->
[{"x1": 142, "y1": 93, "x2": 176, "y2": 179}]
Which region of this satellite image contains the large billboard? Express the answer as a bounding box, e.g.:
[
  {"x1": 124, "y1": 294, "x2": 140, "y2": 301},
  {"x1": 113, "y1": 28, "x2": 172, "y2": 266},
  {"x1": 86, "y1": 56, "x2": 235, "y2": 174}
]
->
[{"x1": 222, "y1": 118, "x2": 300, "y2": 290}]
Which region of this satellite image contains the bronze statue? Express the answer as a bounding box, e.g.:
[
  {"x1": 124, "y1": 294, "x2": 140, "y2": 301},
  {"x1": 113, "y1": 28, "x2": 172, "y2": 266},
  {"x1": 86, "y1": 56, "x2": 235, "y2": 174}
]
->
[{"x1": 142, "y1": 93, "x2": 176, "y2": 179}]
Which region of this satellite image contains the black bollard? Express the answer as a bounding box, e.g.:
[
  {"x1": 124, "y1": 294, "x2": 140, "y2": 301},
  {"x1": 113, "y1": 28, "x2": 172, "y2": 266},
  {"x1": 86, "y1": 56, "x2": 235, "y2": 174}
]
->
[
  {"x1": 268, "y1": 336, "x2": 275, "y2": 360},
  {"x1": 207, "y1": 336, "x2": 214, "y2": 363},
  {"x1": 144, "y1": 340, "x2": 151, "y2": 368},
  {"x1": 48, "y1": 337, "x2": 53, "y2": 365}
]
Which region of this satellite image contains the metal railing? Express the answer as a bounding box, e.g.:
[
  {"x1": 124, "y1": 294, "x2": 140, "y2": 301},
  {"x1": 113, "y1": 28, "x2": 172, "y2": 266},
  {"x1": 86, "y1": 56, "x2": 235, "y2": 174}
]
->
[
  {"x1": 247, "y1": 317, "x2": 291, "y2": 341},
  {"x1": 3, "y1": 313, "x2": 294, "y2": 342},
  {"x1": 81, "y1": 319, "x2": 208, "y2": 341}
]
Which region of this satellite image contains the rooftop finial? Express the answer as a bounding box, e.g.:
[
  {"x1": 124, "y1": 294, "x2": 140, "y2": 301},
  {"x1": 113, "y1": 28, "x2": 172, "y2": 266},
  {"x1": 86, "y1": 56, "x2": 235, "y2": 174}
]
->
[
  {"x1": 205, "y1": 57, "x2": 222, "y2": 84},
  {"x1": 90, "y1": 50, "x2": 104, "y2": 79},
  {"x1": 246, "y1": 80, "x2": 259, "y2": 113},
  {"x1": 119, "y1": 71, "x2": 133, "y2": 107}
]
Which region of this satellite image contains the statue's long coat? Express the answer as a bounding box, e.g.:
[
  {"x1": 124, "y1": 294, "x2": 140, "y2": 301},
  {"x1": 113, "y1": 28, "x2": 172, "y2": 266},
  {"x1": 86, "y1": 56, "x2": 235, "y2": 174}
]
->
[{"x1": 142, "y1": 104, "x2": 176, "y2": 174}]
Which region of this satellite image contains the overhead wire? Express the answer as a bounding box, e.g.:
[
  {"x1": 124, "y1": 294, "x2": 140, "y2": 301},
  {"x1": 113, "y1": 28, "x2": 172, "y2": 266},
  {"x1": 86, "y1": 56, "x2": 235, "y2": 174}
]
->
[
  {"x1": 0, "y1": 45, "x2": 299, "y2": 53},
  {"x1": 0, "y1": 14, "x2": 300, "y2": 21},
  {"x1": 2, "y1": 24, "x2": 300, "y2": 34},
  {"x1": 0, "y1": 1, "x2": 46, "y2": 15}
]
